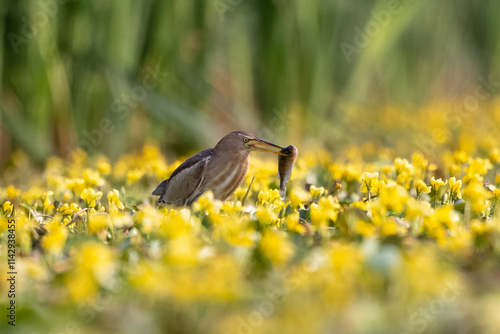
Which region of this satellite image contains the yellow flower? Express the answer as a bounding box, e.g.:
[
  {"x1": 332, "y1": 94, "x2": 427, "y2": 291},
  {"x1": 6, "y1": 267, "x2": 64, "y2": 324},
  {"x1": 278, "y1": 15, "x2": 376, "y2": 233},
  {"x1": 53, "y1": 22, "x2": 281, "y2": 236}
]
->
[
  {"x1": 422, "y1": 206, "x2": 459, "y2": 240},
  {"x1": 285, "y1": 212, "x2": 305, "y2": 234},
  {"x1": 193, "y1": 191, "x2": 220, "y2": 213},
  {"x1": 352, "y1": 200, "x2": 369, "y2": 211},
  {"x1": 430, "y1": 176, "x2": 446, "y2": 189},
  {"x1": 448, "y1": 177, "x2": 462, "y2": 199},
  {"x1": 373, "y1": 180, "x2": 388, "y2": 196},
  {"x1": 41, "y1": 217, "x2": 68, "y2": 255},
  {"x1": 97, "y1": 160, "x2": 112, "y2": 176},
  {"x1": 44, "y1": 202, "x2": 55, "y2": 213},
  {"x1": 260, "y1": 230, "x2": 293, "y2": 266},
  {"x1": 381, "y1": 165, "x2": 395, "y2": 176},
  {"x1": 463, "y1": 182, "x2": 489, "y2": 213},
  {"x1": 379, "y1": 181, "x2": 408, "y2": 213},
  {"x1": 0, "y1": 218, "x2": 8, "y2": 234},
  {"x1": 360, "y1": 172, "x2": 379, "y2": 193},
  {"x1": 108, "y1": 209, "x2": 132, "y2": 228},
  {"x1": 18, "y1": 186, "x2": 40, "y2": 205},
  {"x1": 433, "y1": 205, "x2": 460, "y2": 229},
  {"x1": 290, "y1": 187, "x2": 311, "y2": 208},
  {"x1": 107, "y1": 189, "x2": 125, "y2": 210},
  {"x1": 150, "y1": 159, "x2": 169, "y2": 181},
  {"x1": 394, "y1": 158, "x2": 413, "y2": 176},
  {"x1": 354, "y1": 220, "x2": 375, "y2": 236},
  {"x1": 42, "y1": 191, "x2": 55, "y2": 213},
  {"x1": 453, "y1": 150, "x2": 468, "y2": 164},
  {"x1": 46, "y1": 174, "x2": 64, "y2": 190},
  {"x1": 415, "y1": 179, "x2": 431, "y2": 197},
  {"x1": 127, "y1": 169, "x2": 145, "y2": 185},
  {"x1": 88, "y1": 213, "x2": 110, "y2": 234},
  {"x1": 412, "y1": 152, "x2": 428, "y2": 172},
  {"x1": 428, "y1": 163, "x2": 438, "y2": 172},
  {"x1": 233, "y1": 187, "x2": 248, "y2": 202},
  {"x1": 83, "y1": 168, "x2": 103, "y2": 187},
  {"x1": 66, "y1": 242, "x2": 116, "y2": 302},
  {"x1": 273, "y1": 198, "x2": 290, "y2": 212},
  {"x1": 11, "y1": 213, "x2": 31, "y2": 253},
  {"x1": 59, "y1": 203, "x2": 80, "y2": 216},
  {"x1": 220, "y1": 201, "x2": 242, "y2": 215},
  {"x1": 430, "y1": 177, "x2": 446, "y2": 207},
  {"x1": 310, "y1": 203, "x2": 329, "y2": 231},
  {"x1": 489, "y1": 148, "x2": 500, "y2": 164},
  {"x1": 319, "y1": 195, "x2": 340, "y2": 222},
  {"x1": 448, "y1": 163, "x2": 461, "y2": 176},
  {"x1": 405, "y1": 198, "x2": 432, "y2": 221},
  {"x1": 164, "y1": 236, "x2": 200, "y2": 265},
  {"x1": 463, "y1": 173, "x2": 483, "y2": 184},
  {"x1": 396, "y1": 171, "x2": 412, "y2": 189},
  {"x1": 6, "y1": 186, "x2": 20, "y2": 199},
  {"x1": 466, "y1": 158, "x2": 493, "y2": 176},
  {"x1": 330, "y1": 244, "x2": 362, "y2": 276},
  {"x1": 2, "y1": 201, "x2": 14, "y2": 217},
  {"x1": 255, "y1": 206, "x2": 279, "y2": 226},
  {"x1": 160, "y1": 209, "x2": 195, "y2": 239},
  {"x1": 89, "y1": 206, "x2": 106, "y2": 215},
  {"x1": 62, "y1": 191, "x2": 72, "y2": 203},
  {"x1": 310, "y1": 185, "x2": 327, "y2": 198},
  {"x1": 136, "y1": 206, "x2": 162, "y2": 234},
  {"x1": 128, "y1": 260, "x2": 170, "y2": 296},
  {"x1": 212, "y1": 215, "x2": 254, "y2": 247},
  {"x1": 81, "y1": 188, "x2": 103, "y2": 208},
  {"x1": 343, "y1": 165, "x2": 362, "y2": 183},
  {"x1": 471, "y1": 220, "x2": 493, "y2": 235},
  {"x1": 66, "y1": 178, "x2": 86, "y2": 195},
  {"x1": 258, "y1": 188, "x2": 281, "y2": 205},
  {"x1": 380, "y1": 221, "x2": 399, "y2": 236}
]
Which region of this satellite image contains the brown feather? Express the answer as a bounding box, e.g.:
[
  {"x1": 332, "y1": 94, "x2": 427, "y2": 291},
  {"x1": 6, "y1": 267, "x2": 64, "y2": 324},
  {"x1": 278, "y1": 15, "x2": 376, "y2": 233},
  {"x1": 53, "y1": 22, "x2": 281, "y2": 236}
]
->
[{"x1": 156, "y1": 149, "x2": 213, "y2": 205}]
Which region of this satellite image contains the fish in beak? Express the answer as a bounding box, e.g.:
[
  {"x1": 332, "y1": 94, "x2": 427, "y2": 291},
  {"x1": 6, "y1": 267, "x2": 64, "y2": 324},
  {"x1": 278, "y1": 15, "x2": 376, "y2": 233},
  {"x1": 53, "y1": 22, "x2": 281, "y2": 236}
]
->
[{"x1": 248, "y1": 138, "x2": 286, "y2": 155}]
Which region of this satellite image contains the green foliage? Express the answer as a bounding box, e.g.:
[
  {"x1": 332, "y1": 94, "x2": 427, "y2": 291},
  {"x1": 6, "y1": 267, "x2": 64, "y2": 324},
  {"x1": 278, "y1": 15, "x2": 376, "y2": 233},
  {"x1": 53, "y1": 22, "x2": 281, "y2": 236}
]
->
[{"x1": 1, "y1": 0, "x2": 500, "y2": 162}]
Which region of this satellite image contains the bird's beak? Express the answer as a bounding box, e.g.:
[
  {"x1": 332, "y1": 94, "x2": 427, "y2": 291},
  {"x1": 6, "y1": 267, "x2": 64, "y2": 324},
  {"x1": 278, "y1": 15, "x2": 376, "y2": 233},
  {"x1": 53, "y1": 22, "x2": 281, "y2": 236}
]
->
[{"x1": 249, "y1": 138, "x2": 285, "y2": 155}]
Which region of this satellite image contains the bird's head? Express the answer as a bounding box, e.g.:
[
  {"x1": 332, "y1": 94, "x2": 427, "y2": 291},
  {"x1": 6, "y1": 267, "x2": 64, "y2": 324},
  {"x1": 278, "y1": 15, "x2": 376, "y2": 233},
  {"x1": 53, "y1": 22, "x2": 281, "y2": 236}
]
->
[{"x1": 216, "y1": 131, "x2": 285, "y2": 155}]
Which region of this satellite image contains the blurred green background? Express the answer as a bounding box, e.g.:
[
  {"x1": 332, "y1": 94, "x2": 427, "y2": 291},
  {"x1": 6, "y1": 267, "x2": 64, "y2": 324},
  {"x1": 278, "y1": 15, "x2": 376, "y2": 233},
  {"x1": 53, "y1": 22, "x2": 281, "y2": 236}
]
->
[{"x1": 1, "y1": 0, "x2": 500, "y2": 164}]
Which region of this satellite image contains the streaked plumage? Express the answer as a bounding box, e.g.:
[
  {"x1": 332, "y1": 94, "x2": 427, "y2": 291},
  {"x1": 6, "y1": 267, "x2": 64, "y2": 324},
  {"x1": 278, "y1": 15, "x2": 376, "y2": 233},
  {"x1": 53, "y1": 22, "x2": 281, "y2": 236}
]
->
[{"x1": 152, "y1": 131, "x2": 284, "y2": 206}]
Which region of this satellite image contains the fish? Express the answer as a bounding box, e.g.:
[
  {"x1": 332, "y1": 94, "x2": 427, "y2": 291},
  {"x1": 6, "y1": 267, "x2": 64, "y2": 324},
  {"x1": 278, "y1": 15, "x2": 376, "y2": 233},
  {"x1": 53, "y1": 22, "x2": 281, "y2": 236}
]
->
[{"x1": 278, "y1": 145, "x2": 298, "y2": 199}]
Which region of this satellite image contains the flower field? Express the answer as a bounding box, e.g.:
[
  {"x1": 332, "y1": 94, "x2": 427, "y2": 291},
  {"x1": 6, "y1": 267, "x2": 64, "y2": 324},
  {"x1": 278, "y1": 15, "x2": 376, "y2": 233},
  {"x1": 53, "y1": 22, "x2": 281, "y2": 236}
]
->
[
  {"x1": 2, "y1": 134, "x2": 500, "y2": 334},
  {"x1": 2, "y1": 0, "x2": 500, "y2": 332}
]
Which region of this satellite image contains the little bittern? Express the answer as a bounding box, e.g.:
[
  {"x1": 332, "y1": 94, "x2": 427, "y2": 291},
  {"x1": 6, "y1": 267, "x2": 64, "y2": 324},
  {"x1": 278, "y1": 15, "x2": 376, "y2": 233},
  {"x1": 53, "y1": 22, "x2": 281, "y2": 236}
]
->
[{"x1": 152, "y1": 131, "x2": 285, "y2": 206}]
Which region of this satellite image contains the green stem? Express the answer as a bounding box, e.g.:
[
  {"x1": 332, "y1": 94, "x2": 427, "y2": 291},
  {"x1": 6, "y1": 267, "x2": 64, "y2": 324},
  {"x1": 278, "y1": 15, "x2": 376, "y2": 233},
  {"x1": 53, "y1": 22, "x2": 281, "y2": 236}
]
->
[{"x1": 241, "y1": 177, "x2": 255, "y2": 206}]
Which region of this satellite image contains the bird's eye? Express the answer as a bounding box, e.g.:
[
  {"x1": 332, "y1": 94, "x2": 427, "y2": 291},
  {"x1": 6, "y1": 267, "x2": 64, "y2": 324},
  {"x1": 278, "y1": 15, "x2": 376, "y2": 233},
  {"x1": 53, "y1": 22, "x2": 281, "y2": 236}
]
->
[{"x1": 243, "y1": 138, "x2": 250, "y2": 143}]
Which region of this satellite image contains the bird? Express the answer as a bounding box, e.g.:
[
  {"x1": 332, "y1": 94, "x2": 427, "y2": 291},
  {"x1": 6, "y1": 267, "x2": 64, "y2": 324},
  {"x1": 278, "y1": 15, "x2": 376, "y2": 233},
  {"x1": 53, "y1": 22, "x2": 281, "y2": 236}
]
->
[{"x1": 152, "y1": 131, "x2": 285, "y2": 206}]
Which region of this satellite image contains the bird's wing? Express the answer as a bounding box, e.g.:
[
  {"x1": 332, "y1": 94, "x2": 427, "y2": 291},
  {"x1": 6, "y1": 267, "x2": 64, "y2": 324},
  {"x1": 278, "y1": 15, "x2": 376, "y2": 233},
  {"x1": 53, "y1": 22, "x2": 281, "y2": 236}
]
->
[{"x1": 161, "y1": 149, "x2": 214, "y2": 206}]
